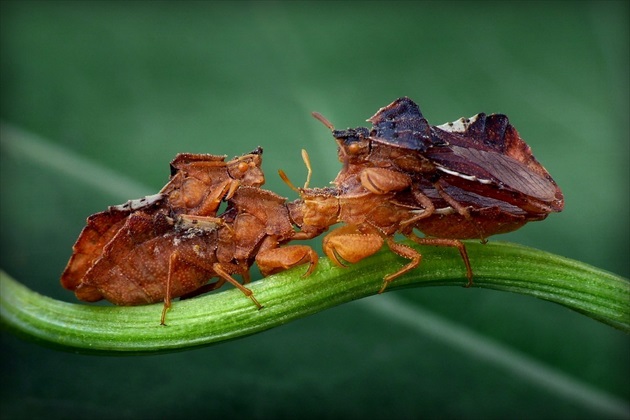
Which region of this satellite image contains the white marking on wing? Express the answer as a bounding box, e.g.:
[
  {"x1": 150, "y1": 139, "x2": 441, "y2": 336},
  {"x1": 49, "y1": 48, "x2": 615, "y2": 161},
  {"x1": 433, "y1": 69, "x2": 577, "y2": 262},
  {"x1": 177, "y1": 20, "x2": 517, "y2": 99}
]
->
[
  {"x1": 436, "y1": 114, "x2": 480, "y2": 133},
  {"x1": 111, "y1": 193, "x2": 165, "y2": 211},
  {"x1": 436, "y1": 165, "x2": 493, "y2": 184}
]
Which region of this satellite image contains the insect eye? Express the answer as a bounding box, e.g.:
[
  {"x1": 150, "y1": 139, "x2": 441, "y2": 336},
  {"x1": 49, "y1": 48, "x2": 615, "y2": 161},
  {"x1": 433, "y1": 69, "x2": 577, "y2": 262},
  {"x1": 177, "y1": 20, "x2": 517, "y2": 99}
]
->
[
  {"x1": 347, "y1": 143, "x2": 361, "y2": 155},
  {"x1": 238, "y1": 161, "x2": 249, "y2": 173}
]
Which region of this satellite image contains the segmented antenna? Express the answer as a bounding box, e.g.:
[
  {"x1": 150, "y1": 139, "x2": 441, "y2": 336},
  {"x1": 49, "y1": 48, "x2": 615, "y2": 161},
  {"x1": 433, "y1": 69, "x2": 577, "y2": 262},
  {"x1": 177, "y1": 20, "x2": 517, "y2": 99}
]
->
[
  {"x1": 312, "y1": 111, "x2": 334, "y2": 131},
  {"x1": 278, "y1": 149, "x2": 313, "y2": 193}
]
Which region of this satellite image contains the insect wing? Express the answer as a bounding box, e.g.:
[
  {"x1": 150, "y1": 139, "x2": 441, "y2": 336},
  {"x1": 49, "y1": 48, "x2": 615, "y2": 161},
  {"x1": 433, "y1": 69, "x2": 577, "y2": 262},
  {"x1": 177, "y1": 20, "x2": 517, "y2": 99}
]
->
[
  {"x1": 60, "y1": 209, "x2": 130, "y2": 291},
  {"x1": 429, "y1": 114, "x2": 564, "y2": 213},
  {"x1": 168, "y1": 152, "x2": 227, "y2": 177},
  {"x1": 367, "y1": 97, "x2": 435, "y2": 152}
]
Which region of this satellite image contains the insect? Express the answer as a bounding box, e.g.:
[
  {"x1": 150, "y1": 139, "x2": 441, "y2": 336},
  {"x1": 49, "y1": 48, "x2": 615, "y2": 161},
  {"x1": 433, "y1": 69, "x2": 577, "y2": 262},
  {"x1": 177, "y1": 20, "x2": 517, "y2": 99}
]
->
[
  {"x1": 310, "y1": 97, "x2": 564, "y2": 292},
  {"x1": 61, "y1": 148, "x2": 272, "y2": 324},
  {"x1": 215, "y1": 184, "x2": 322, "y2": 282},
  {"x1": 280, "y1": 150, "x2": 428, "y2": 293},
  {"x1": 60, "y1": 97, "x2": 564, "y2": 323}
]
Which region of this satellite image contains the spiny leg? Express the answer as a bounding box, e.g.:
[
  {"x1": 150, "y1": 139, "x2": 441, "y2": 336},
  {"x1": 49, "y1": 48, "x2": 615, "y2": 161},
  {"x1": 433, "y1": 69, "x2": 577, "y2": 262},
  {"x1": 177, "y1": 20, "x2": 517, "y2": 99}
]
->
[{"x1": 322, "y1": 225, "x2": 384, "y2": 267}]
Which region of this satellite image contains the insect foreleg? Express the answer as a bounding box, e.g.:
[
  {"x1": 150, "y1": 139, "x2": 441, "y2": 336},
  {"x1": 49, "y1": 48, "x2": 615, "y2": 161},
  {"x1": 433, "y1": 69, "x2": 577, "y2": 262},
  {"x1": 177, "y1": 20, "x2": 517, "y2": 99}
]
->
[
  {"x1": 399, "y1": 188, "x2": 437, "y2": 233},
  {"x1": 379, "y1": 238, "x2": 422, "y2": 293}
]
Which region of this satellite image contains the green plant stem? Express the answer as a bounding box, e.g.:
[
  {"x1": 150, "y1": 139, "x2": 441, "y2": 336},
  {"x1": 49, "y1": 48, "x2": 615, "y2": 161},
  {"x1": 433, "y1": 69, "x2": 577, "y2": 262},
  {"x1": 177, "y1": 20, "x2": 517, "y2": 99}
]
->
[{"x1": 1, "y1": 241, "x2": 628, "y2": 355}]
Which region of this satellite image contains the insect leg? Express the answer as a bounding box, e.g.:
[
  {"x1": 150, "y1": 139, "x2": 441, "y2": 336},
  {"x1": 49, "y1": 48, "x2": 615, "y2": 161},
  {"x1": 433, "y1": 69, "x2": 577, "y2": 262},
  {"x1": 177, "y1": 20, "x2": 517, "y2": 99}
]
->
[
  {"x1": 379, "y1": 238, "x2": 422, "y2": 293},
  {"x1": 404, "y1": 235, "x2": 474, "y2": 287},
  {"x1": 400, "y1": 188, "x2": 437, "y2": 232},
  {"x1": 213, "y1": 263, "x2": 263, "y2": 309},
  {"x1": 223, "y1": 179, "x2": 241, "y2": 201},
  {"x1": 433, "y1": 181, "x2": 487, "y2": 243},
  {"x1": 161, "y1": 248, "x2": 226, "y2": 325},
  {"x1": 322, "y1": 225, "x2": 384, "y2": 267},
  {"x1": 194, "y1": 179, "x2": 232, "y2": 216},
  {"x1": 162, "y1": 250, "x2": 182, "y2": 325},
  {"x1": 256, "y1": 245, "x2": 320, "y2": 277}
]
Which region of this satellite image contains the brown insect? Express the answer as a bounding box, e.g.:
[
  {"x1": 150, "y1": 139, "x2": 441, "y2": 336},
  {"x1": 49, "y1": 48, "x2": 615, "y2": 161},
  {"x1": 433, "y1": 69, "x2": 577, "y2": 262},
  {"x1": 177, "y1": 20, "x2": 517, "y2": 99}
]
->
[
  {"x1": 308, "y1": 97, "x2": 563, "y2": 292},
  {"x1": 60, "y1": 97, "x2": 564, "y2": 324},
  {"x1": 215, "y1": 184, "x2": 322, "y2": 281},
  {"x1": 281, "y1": 151, "x2": 426, "y2": 294},
  {"x1": 61, "y1": 149, "x2": 272, "y2": 324}
]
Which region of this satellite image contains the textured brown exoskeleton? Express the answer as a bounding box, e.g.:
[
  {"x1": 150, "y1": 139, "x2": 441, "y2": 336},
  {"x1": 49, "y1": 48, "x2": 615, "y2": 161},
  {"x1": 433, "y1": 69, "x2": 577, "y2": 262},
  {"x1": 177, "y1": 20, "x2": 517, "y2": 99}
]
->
[
  {"x1": 309, "y1": 97, "x2": 564, "y2": 292},
  {"x1": 60, "y1": 97, "x2": 564, "y2": 323},
  {"x1": 61, "y1": 149, "x2": 273, "y2": 324},
  {"x1": 61, "y1": 149, "x2": 265, "y2": 291},
  {"x1": 281, "y1": 152, "x2": 426, "y2": 294},
  {"x1": 62, "y1": 147, "x2": 324, "y2": 324},
  {"x1": 216, "y1": 185, "x2": 322, "y2": 280}
]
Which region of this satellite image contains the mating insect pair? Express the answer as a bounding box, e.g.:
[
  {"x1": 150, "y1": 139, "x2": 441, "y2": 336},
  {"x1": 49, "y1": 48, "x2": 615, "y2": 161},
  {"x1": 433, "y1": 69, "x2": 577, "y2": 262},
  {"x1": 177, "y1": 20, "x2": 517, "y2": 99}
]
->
[{"x1": 61, "y1": 97, "x2": 564, "y2": 323}]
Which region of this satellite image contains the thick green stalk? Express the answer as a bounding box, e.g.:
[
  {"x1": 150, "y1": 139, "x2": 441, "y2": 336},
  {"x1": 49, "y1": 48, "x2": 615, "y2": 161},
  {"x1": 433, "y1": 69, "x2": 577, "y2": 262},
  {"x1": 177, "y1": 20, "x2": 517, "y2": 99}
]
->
[{"x1": 1, "y1": 241, "x2": 628, "y2": 355}]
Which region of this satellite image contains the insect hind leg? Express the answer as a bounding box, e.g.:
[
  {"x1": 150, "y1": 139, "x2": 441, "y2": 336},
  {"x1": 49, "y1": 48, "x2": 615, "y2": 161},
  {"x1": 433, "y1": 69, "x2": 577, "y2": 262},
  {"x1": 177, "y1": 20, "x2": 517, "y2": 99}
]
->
[
  {"x1": 404, "y1": 234, "x2": 474, "y2": 287},
  {"x1": 213, "y1": 263, "x2": 263, "y2": 310}
]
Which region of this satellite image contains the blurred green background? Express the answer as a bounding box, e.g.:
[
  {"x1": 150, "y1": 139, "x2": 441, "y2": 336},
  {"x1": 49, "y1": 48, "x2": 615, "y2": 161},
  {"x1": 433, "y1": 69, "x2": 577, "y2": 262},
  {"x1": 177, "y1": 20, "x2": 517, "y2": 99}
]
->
[{"x1": 1, "y1": 1, "x2": 628, "y2": 419}]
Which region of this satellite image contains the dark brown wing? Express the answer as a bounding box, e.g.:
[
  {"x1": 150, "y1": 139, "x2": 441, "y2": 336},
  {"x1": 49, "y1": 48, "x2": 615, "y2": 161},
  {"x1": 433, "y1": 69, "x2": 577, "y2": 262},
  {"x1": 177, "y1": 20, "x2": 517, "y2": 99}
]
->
[
  {"x1": 367, "y1": 97, "x2": 435, "y2": 152},
  {"x1": 429, "y1": 113, "x2": 564, "y2": 213}
]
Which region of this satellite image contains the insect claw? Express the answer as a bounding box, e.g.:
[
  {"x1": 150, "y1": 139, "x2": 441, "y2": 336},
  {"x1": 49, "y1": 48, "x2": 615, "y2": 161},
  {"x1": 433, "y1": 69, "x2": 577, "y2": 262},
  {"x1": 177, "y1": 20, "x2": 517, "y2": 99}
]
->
[
  {"x1": 377, "y1": 280, "x2": 390, "y2": 294},
  {"x1": 160, "y1": 303, "x2": 170, "y2": 326},
  {"x1": 249, "y1": 294, "x2": 263, "y2": 310},
  {"x1": 300, "y1": 250, "x2": 319, "y2": 278},
  {"x1": 329, "y1": 251, "x2": 348, "y2": 268}
]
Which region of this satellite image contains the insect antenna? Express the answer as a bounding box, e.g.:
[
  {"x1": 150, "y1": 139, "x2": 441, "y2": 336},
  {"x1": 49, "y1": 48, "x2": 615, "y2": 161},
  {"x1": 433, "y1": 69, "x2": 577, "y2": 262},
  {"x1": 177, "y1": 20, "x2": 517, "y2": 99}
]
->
[
  {"x1": 278, "y1": 169, "x2": 301, "y2": 194},
  {"x1": 278, "y1": 149, "x2": 314, "y2": 194},
  {"x1": 312, "y1": 111, "x2": 334, "y2": 131},
  {"x1": 301, "y1": 149, "x2": 312, "y2": 189}
]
